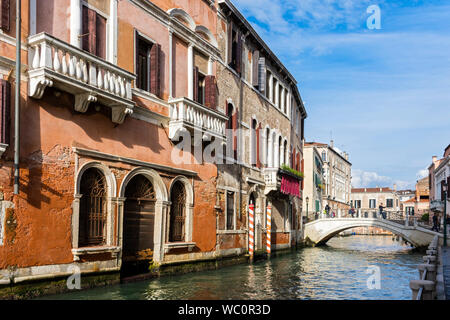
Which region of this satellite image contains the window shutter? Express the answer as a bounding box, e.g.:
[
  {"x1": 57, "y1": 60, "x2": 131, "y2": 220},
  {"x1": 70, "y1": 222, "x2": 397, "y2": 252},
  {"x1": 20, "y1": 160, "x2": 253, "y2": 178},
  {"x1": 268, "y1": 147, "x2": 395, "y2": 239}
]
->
[
  {"x1": 150, "y1": 43, "x2": 161, "y2": 97},
  {"x1": 227, "y1": 21, "x2": 233, "y2": 65},
  {"x1": 443, "y1": 180, "x2": 447, "y2": 201},
  {"x1": 447, "y1": 177, "x2": 450, "y2": 199},
  {"x1": 193, "y1": 66, "x2": 199, "y2": 103},
  {"x1": 236, "y1": 32, "x2": 242, "y2": 75},
  {"x1": 258, "y1": 57, "x2": 266, "y2": 93},
  {"x1": 232, "y1": 108, "x2": 238, "y2": 160},
  {"x1": 252, "y1": 50, "x2": 259, "y2": 86},
  {"x1": 1, "y1": 0, "x2": 10, "y2": 31},
  {"x1": 96, "y1": 13, "x2": 107, "y2": 59},
  {"x1": 204, "y1": 75, "x2": 216, "y2": 109},
  {"x1": 82, "y1": 6, "x2": 97, "y2": 55},
  {"x1": 135, "y1": 33, "x2": 142, "y2": 89},
  {"x1": 256, "y1": 123, "x2": 261, "y2": 168},
  {"x1": 0, "y1": 80, "x2": 11, "y2": 145}
]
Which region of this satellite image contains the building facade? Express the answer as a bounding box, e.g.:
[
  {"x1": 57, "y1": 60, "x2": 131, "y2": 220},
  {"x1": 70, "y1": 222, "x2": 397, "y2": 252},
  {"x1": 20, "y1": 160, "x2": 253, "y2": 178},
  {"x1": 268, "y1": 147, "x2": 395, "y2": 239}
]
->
[
  {"x1": 351, "y1": 187, "x2": 400, "y2": 218},
  {"x1": 0, "y1": 0, "x2": 307, "y2": 293},
  {"x1": 414, "y1": 176, "x2": 430, "y2": 218},
  {"x1": 302, "y1": 144, "x2": 324, "y2": 219},
  {"x1": 429, "y1": 145, "x2": 450, "y2": 217},
  {"x1": 214, "y1": 0, "x2": 307, "y2": 254},
  {"x1": 308, "y1": 141, "x2": 352, "y2": 217}
]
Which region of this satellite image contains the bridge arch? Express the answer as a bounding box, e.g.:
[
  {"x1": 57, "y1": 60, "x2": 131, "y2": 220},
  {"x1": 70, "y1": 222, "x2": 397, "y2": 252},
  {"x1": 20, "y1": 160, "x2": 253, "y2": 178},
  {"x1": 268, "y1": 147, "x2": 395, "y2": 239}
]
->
[
  {"x1": 304, "y1": 218, "x2": 442, "y2": 248},
  {"x1": 315, "y1": 221, "x2": 417, "y2": 247}
]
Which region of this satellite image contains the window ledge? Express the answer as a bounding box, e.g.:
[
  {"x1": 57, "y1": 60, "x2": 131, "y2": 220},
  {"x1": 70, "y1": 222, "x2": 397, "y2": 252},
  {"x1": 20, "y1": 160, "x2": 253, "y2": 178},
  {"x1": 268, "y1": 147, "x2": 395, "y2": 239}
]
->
[
  {"x1": 0, "y1": 143, "x2": 8, "y2": 158},
  {"x1": 164, "y1": 242, "x2": 196, "y2": 254},
  {"x1": 217, "y1": 230, "x2": 247, "y2": 235},
  {"x1": 72, "y1": 246, "x2": 120, "y2": 261}
]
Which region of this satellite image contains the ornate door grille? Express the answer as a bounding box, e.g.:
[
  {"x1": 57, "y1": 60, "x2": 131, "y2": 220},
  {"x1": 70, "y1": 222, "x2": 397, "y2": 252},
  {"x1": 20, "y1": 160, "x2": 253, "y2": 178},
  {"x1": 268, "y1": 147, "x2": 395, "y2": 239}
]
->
[
  {"x1": 169, "y1": 182, "x2": 186, "y2": 242},
  {"x1": 80, "y1": 168, "x2": 107, "y2": 247}
]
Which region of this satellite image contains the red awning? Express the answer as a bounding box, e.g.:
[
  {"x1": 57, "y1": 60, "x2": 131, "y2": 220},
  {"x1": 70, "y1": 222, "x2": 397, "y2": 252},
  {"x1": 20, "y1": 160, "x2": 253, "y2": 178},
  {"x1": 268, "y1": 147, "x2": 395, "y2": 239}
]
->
[{"x1": 280, "y1": 174, "x2": 301, "y2": 198}]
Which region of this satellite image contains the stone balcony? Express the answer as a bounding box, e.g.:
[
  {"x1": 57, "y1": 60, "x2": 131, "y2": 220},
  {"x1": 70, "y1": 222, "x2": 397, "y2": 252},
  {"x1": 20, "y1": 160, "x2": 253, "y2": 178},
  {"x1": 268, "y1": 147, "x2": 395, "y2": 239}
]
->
[
  {"x1": 430, "y1": 200, "x2": 444, "y2": 212},
  {"x1": 27, "y1": 33, "x2": 136, "y2": 124},
  {"x1": 264, "y1": 168, "x2": 281, "y2": 194},
  {"x1": 168, "y1": 97, "x2": 228, "y2": 142},
  {"x1": 264, "y1": 167, "x2": 303, "y2": 197}
]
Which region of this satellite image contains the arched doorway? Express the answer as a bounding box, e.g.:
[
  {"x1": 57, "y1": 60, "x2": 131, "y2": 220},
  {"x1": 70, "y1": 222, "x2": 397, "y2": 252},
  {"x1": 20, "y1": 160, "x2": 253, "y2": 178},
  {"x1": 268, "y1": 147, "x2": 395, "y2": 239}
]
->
[
  {"x1": 122, "y1": 175, "x2": 156, "y2": 277},
  {"x1": 79, "y1": 167, "x2": 108, "y2": 247},
  {"x1": 169, "y1": 181, "x2": 186, "y2": 242}
]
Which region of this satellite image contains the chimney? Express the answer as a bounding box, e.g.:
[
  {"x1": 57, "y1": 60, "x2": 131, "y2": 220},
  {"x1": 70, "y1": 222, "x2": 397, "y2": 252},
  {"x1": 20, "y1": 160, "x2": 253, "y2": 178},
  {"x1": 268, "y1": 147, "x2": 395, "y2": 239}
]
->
[
  {"x1": 432, "y1": 156, "x2": 437, "y2": 164},
  {"x1": 330, "y1": 140, "x2": 334, "y2": 148},
  {"x1": 394, "y1": 184, "x2": 397, "y2": 192}
]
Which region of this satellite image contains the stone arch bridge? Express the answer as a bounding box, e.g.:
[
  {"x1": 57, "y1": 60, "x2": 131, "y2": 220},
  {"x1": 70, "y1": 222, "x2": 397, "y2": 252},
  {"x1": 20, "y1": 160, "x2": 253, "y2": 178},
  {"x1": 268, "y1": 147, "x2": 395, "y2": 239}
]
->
[{"x1": 304, "y1": 217, "x2": 443, "y2": 248}]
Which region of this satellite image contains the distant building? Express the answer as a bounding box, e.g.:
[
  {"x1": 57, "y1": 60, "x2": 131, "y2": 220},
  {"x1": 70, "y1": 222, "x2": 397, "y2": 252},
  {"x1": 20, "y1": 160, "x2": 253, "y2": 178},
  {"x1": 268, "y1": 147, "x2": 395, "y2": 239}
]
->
[
  {"x1": 302, "y1": 145, "x2": 325, "y2": 218},
  {"x1": 414, "y1": 176, "x2": 430, "y2": 217},
  {"x1": 396, "y1": 189, "x2": 415, "y2": 212},
  {"x1": 305, "y1": 141, "x2": 352, "y2": 217},
  {"x1": 351, "y1": 187, "x2": 400, "y2": 217},
  {"x1": 429, "y1": 145, "x2": 450, "y2": 217}
]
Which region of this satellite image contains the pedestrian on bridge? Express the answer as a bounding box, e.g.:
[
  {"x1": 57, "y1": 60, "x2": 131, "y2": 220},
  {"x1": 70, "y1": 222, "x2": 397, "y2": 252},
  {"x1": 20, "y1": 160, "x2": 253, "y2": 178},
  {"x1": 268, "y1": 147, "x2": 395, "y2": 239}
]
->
[
  {"x1": 379, "y1": 204, "x2": 386, "y2": 219},
  {"x1": 432, "y1": 213, "x2": 440, "y2": 232}
]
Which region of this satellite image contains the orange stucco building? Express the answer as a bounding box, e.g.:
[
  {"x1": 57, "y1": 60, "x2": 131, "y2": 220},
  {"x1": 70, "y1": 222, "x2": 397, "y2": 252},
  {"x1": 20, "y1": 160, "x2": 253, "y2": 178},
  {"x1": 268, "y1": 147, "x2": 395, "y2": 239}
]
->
[{"x1": 0, "y1": 0, "x2": 307, "y2": 297}]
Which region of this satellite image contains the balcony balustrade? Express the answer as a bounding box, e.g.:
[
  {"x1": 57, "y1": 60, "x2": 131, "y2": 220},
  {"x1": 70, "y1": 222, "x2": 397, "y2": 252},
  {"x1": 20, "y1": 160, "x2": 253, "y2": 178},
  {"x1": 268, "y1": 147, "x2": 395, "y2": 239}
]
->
[
  {"x1": 27, "y1": 33, "x2": 136, "y2": 124},
  {"x1": 430, "y1": 200, "x2": 444, "y2": 212},
  {"x1": 168, "y1": 97, "x2": 228, "y2": 142}
]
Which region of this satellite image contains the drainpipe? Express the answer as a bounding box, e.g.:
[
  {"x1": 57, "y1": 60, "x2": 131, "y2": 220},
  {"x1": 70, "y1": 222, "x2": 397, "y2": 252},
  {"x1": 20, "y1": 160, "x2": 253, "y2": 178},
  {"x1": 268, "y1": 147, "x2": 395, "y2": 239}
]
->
[{"x1": 14, "y1": 0, "x2": 22, "y2": 195}]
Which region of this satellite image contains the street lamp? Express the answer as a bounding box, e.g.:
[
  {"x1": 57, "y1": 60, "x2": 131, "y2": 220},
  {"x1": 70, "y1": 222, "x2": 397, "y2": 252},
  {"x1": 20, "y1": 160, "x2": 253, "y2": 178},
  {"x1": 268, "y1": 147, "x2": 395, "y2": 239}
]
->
[
  {"x1": 306, "y1": 196, "x2": 310, "y2": 220},
  {"x1": 443, "y1": 181, "x2": 448, "y2": 247}
]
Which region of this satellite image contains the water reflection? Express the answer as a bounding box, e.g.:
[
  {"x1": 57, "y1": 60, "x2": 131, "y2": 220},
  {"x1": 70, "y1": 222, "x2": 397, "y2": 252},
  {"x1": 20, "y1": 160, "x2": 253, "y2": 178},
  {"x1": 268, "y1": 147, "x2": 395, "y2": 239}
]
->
[{"x1": 40, "y1": 236, "x2": 421, "y2": 300}]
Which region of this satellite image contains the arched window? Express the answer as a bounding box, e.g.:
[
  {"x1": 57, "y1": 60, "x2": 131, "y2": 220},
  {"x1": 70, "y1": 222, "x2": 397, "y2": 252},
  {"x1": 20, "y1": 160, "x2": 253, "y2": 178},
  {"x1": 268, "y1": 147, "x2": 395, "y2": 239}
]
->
[
  {"x1": 251, "y1": 119, "x2": 257, "y2": 166},
  {"x1": 284, "y1": 140, "x2": 288, "y2": 167},
  {"x1": 226, "y1": 103, "x2": 238, "y2": 161},
  {"x1": 79, "y1": 168, "x2": 108, "y2": 247},
  {"x1": 278, "y1": 136, "x2": 282, "y2": 168},
  {"x1": 169, "y1": 181, "x2": 187, "y2": 242},
  {"x1": 265, "y1": 127, "x2": 270, "y2": 167}
]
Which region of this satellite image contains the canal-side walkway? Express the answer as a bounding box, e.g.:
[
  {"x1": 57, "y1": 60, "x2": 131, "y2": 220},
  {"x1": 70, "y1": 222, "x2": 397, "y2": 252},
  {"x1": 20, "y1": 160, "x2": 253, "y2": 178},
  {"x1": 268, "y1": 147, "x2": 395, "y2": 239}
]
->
[{"x1": 441, "y1": 247, "x2": 450, "y2": 299}]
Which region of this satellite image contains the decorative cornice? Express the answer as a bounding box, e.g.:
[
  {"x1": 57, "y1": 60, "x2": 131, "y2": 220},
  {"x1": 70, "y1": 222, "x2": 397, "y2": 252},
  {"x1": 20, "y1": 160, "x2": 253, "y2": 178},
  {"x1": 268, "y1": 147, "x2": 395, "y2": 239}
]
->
[{"x1": 72, "y1": 147, "x2": 198, "y2": 177}]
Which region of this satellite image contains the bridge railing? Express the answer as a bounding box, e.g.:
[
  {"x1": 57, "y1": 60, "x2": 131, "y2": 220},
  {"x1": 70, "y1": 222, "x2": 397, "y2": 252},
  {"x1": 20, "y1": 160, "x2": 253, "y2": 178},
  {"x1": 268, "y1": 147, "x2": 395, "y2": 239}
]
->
[
  {"x1": 303, "y1": 210, "x2": 439, "y2": 231},
  {"x1": 410, "y1": 235, "x2": 439, "y2": 300}
]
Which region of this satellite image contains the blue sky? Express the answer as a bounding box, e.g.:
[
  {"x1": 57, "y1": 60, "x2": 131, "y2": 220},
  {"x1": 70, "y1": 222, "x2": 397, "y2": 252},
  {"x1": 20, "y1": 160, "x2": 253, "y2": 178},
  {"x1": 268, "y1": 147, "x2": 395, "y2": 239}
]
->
[{"x1": 233, "y1": 0, "x2": 450, "y2": 190}]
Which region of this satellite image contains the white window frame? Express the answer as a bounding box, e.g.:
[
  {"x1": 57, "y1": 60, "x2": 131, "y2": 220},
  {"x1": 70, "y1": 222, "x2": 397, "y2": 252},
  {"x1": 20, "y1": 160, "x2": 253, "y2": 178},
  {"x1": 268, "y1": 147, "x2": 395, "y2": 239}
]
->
[
  {"x1": 225, "y1": 191, "x2": 236, "y2": 231},
  {"x1": 70, "y1": 0, "x2": 118, "y2": 64}
]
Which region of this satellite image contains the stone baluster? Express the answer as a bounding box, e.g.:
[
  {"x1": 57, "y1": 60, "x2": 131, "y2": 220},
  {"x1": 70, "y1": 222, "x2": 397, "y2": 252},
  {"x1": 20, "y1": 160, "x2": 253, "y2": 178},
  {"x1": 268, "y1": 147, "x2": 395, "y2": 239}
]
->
[
  {"x1": 40, "y1": 41, "x2": 52, "y2": 69},
  {"x1": 32, "y1": 45, "x2": 40, "y2": 69},
  {"x1": 53, "y1": 48, "x2": 61, "y2": 72},
  {"x1": 61, "y1": 52, "x2": 68, "y2": 75}
]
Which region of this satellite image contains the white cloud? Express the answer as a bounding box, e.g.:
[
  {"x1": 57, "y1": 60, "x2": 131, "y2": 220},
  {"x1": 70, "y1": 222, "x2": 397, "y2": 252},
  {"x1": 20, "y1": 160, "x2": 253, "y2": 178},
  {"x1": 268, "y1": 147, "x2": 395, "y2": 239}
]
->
[
  {"x1": 352, "y1": 169, "x2": 416, "y2": 190},
  {"x1": 416, "y1": 168, "x2": 429, "y2": 180},
  {"x1": 352, "y1": 169, "x2": 391, "y2": 188}
]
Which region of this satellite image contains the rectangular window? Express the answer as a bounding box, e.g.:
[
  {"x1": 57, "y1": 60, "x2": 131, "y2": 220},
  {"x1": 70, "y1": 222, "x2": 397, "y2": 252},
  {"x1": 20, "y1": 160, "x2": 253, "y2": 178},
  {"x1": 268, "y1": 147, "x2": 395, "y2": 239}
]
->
[
  {"x1": 136, "y1": 36, "x2": 152, "y2": 92},
  {"x1": 0, "y1": 80, "x2": 11, "y2": 145},
  {"x1": 82, "y1": 5, "x2": 107, "y2": 59},
  {"x1": 1, "y1": 0, "x2": 10, "y2": 31},
  {"x1": 0, "y1": 204, "x2": 4, "y2": 246},
  {"x1": 265, "y1": 71, "x2": 271, "y2": 100},
  {"x1": 228, "y1": 24, "x2": 241, "y2": 74},
  {"x1": 197, "y1": 72, "x2": 206, "y2": 105},
  {"x1": 226, "y1": 192, "x2": 235, "y2": 230},
  {"x1": 135, "y1": 32, "x2": 161, "y2": 97},
  {"x1": 386, "y1": 199, "x2": 394, "y2": 208},
  {"x1": 355, "y1": 200, "x2": 361, "y2": 209},
  {"x1": 369, "y1": 199, "x2": 376, "y2": 209}
]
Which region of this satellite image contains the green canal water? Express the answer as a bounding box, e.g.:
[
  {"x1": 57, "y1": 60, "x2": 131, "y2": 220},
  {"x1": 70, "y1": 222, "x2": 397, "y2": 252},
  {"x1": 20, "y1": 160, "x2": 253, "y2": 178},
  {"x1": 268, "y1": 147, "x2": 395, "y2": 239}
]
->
[{"x1": 41, "y1": 235, "x2": 422, "y2": 300}]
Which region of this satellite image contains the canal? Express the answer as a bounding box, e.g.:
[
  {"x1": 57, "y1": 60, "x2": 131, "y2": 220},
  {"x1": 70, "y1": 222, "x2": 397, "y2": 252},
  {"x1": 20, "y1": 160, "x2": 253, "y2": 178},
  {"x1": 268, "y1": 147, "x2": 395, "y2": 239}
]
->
[{"x1": 41, "y1": 235, "x2": 422, "y2": 300}]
